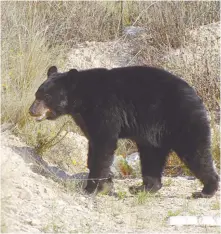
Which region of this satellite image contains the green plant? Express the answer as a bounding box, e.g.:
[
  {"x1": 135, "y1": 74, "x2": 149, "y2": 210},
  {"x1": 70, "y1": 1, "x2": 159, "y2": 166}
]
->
[
  {"x1": 136, "y1": 191, "x2": 155, "y2": 205},
  {"x1": 63, "y1": 180, "x2": 79, "y2": 193},
  {"x1": 211, "y1": 200, "x2": 220, "y2": 210},
  {"x1": 166, "y1": 209, "x2": 182, "y2": 218},
  {"x1": 1, "y1": 222, "x2": 7, "y2": 233},
  {"x1": 164, "y1": 178, "x2": 173, "y2": 187},
  {"x1": 35, "y1": 121, "x2": 72, "y2": 155},
  {"x1": 41, "y1": 201, "x2": 66, "y2": 233},
  {"x1": 117, "y1": 190, "x2": 127, "y2": 200},
  {"x1": 42, "y1": 222, "x2": 64, "y2": 233}
]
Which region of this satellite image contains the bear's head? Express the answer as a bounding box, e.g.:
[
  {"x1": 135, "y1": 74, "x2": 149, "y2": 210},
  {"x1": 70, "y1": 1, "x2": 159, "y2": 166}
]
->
[{"x1": 29, "y1": 66, "x2": 78, "y2": 121}]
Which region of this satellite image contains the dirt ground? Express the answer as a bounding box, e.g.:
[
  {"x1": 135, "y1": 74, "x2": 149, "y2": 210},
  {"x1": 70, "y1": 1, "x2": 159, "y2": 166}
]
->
[{"x1": 1, "y1": 129, "x2": 220, "y2": 233}]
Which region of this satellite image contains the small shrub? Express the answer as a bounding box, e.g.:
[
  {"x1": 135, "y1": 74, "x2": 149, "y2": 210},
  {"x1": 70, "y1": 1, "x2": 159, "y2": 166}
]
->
[
  {"x1": 211, "y1": 200, "x2": 220, "y2": 210},
  {"x1": 164, "y1": 178, "x2": 173, "y2": 187},
  {"x1": 166, "y1": 209, "x2": 182, "y2": 218},
  {"x1": 117, "y1": 190, "x2": 127, "y2": 200},
  {"x1": 136, "y1": 191, "x2": 155, "y2": 205}
]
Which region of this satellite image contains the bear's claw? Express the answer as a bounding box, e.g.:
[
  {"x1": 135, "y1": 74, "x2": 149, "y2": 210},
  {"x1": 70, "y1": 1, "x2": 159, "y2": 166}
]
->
[
  {"x1": 192, "y1": 191, "x2": 214, "y2": 199},
  {"x1": 129, "y1": 183, "x2": 161, "y2": 194}
]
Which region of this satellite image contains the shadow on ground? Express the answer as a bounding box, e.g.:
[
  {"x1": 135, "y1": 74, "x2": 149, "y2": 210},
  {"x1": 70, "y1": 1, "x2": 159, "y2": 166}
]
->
[{"x1": 11, "y1": 145, "x2": 89, "y2": 183}]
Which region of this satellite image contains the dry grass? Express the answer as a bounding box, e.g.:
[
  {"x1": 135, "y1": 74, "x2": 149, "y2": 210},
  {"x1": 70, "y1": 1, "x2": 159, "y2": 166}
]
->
[
  {"x1": 1, "y1": 2, "x2": 67, "y2": 129},
  {"x1": 23, "y1": 1, "x2": 122, "y2": 46},
  {"x1": 161, "y1": 23, "x2": 220, "y2": 112},
  {"x1": 136, "y1": 1, "x2": 219, "y2": 49},
  {"x1": 1, "y1": 2, "x2": 83, "y2": 150}
]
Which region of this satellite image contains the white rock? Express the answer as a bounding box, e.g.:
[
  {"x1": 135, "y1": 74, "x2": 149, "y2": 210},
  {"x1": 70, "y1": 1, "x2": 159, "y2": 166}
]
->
[{"x1": 169, "y1": 216, "x2": 221, "y2": 226}]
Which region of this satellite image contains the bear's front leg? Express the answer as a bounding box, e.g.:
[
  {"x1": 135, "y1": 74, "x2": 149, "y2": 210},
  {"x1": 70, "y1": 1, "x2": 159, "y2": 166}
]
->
[
  {"x1": 85, "y1": 170, "x2": 113, "y2": 194},
  {"x1": 85, "y1": 138, "x2": 117, "y2": 194}
]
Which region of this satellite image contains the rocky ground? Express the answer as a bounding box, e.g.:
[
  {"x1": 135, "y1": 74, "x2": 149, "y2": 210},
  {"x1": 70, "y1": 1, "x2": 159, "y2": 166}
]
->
[{"x1": 1, "y1": 129, "x2": 220, "y2": 233}]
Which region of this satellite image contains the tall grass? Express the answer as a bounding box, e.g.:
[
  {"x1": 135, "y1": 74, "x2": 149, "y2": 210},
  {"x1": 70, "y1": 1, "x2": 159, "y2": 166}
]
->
[
  {"x1": 133, "y1": 2, "x2": 220, "y2": 112},
  {"x1": 136, "y1": 1, "x2": 219, "y2": 49},
  {"x1": 2, "y1": 2, "x2": 64, "y2": 126}
]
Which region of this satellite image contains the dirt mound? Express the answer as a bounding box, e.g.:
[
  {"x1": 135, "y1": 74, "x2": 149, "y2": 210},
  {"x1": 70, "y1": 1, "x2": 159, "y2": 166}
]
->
[{"x1": 65, "y1": 38, "x2": 140, "y2": 71}]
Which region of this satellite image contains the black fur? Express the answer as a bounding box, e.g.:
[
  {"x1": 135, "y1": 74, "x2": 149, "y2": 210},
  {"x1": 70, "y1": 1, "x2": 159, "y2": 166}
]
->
[{"x1": 31, "y1": 66, "x2": 219, "y2": 198}]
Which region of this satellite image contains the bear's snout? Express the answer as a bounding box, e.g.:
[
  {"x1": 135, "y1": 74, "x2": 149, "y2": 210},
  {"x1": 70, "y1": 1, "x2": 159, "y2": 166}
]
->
[
  {"x1": 29, "y1": 100, "x2": 51, "y2": 121},
  {"x1": 29, "y1": 100, "x2": 44, "y2": 116}
]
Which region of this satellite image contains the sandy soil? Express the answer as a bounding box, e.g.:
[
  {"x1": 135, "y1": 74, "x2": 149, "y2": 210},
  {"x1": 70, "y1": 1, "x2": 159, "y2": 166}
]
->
[{"x1": 1, "y1": 129, "x2": 220, "y2": 233}]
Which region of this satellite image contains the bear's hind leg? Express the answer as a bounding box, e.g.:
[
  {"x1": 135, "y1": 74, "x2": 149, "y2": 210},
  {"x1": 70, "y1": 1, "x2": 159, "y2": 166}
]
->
[
  {"x1": 129, "y1": 143, "x2": 169, "y2": 194},
  {"x1": 175, "y1": 146, "x2": 219, "y2": 198}
]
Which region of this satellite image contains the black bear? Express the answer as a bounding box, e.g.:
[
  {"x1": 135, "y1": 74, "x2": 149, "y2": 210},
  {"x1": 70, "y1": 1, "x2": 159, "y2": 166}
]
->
[{"x1": 29, "y1": 66, "x2": 219, "y2": 198}]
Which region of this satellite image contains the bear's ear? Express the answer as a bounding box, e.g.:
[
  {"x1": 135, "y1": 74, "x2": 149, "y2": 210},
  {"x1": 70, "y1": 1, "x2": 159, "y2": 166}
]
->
[
  {"x1": 67, "y1": 69, "x2": 78, "y2": 88},
  {"x1": 47, "y1": 66, "x2": 58, "y2": 78},
  {"x1": 68, "y1": 69, "x2": 78, "y2": 76}
]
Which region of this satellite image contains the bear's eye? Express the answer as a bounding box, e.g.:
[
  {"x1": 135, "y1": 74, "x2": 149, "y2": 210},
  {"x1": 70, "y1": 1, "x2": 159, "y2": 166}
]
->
[{"x1": 44, "y1": 94, "x2": 52, "y2": 103}]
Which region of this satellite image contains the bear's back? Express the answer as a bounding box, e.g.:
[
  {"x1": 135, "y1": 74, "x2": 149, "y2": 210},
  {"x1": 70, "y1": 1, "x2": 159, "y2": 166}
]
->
[{"x1": 75, "y1": 66, "x2": 193, "y2": 106}]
